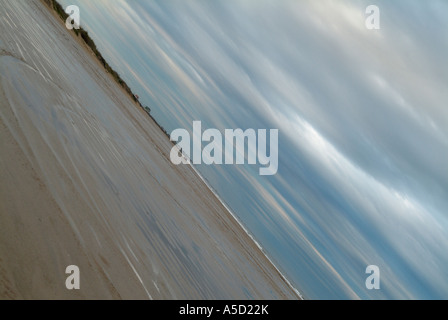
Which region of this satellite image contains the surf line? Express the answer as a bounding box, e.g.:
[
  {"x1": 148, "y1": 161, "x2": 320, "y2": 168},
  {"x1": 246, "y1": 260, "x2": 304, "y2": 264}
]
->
[{"x1": 169, "y1": 121, "x2": 278, "y2": 176}]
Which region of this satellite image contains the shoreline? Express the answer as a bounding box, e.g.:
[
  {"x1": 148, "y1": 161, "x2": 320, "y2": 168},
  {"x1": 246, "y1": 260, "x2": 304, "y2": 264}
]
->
[
  {"x1": 42, "y1": 0, "x2": 304, "y2": 299},
  {"x1": 1, "y1": 0, "x2": 302, "y2": 299},
  {"x1": 188, "y1": 163, "x2": 304, "y2": 300}
]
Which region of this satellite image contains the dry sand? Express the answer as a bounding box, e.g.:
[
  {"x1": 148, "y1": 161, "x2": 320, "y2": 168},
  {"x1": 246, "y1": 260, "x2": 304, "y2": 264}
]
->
[{"x1": 0, "y1": 0, "x2": 300, "y2": 299}]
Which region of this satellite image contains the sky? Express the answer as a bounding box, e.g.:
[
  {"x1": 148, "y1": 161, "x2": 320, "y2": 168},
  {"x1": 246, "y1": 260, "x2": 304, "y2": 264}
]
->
[{"x1": 58, "y1": 0, "x2": 448, "y2": 299}]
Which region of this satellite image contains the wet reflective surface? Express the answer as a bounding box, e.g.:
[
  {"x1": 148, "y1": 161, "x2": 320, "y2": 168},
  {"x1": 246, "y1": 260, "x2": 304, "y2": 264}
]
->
[{"x1": 0, "y1": 0, "x2": 300, "y2": 299}]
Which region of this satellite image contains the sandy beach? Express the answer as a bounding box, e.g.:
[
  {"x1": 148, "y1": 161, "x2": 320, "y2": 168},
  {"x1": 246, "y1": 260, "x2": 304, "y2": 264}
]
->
[{"x1": 0, "y1": 0, "x2": 300, "y2": 299}]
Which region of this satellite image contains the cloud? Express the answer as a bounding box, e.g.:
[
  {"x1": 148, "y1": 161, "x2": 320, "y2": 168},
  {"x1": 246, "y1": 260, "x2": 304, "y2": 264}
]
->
[{"x1": 60, "y1": 0, "x2": 448, "y2": 299}]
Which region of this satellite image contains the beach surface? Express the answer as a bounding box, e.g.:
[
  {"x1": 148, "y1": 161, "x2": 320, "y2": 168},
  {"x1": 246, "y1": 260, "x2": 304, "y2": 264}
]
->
[{"x1": 0, "y1": 0, "x2": 300, "y2": 299}]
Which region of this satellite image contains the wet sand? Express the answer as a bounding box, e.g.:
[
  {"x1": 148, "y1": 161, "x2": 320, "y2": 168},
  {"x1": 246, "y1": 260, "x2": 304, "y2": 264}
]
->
[{"x1": 0, "y1": 0, "x2": 300, "y2": 299}]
